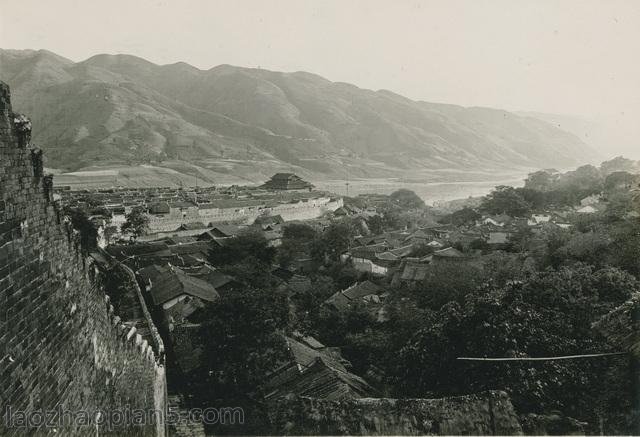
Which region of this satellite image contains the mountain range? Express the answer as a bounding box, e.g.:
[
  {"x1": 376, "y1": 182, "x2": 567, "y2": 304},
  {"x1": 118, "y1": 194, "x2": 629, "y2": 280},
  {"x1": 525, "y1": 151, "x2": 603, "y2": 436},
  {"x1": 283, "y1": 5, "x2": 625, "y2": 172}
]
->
[{"x1": 0, "y1": 49, "x2": 601, "y2": 185}]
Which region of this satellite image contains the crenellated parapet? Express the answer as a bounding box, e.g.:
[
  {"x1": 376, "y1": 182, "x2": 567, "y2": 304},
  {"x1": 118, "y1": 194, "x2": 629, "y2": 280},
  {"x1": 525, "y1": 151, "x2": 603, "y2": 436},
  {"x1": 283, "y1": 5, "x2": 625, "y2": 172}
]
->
[
  {"x1": 0, "y1": 81, "x2": 166, "y2": 436},
  {"x1": 12, "y1": 114, "x2": 31, "y2": 148}
]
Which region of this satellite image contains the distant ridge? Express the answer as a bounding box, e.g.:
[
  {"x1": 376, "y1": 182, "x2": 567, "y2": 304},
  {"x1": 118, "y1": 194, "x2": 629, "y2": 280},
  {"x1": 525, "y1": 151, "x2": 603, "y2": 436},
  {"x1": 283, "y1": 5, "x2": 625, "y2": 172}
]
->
[{"x1": 0, "y1": 48, "x2": 600, "y2": 180}]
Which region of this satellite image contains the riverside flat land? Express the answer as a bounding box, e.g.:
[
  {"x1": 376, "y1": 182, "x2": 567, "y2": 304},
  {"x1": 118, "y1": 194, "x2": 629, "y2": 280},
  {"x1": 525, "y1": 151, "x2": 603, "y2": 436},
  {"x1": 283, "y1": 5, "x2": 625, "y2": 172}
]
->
[{"x1": 50, "y1": 162, "x2": 528, "y2": 204}]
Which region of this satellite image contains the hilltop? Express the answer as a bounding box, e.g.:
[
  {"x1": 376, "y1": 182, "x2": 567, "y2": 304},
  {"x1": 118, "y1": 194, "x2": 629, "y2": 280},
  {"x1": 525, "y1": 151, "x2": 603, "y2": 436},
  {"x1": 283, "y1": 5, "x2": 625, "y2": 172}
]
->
[{"x1": 0, "y1": 49, "x2": 600, "y2": 184}]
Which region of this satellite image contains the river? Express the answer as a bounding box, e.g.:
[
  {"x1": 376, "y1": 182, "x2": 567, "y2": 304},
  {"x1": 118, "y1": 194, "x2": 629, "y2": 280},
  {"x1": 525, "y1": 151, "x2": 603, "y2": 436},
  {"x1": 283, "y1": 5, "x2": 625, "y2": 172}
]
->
[{"x1": 315, "y1": 176, "x2": 526, "y2": 205}]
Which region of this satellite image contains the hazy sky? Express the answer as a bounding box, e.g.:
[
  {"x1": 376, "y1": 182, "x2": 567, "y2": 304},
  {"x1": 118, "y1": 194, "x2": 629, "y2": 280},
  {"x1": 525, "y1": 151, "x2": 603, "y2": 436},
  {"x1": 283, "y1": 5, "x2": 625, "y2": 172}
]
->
[{"x1": 1, "y1": 0, "x2": 639, "y2": 157}]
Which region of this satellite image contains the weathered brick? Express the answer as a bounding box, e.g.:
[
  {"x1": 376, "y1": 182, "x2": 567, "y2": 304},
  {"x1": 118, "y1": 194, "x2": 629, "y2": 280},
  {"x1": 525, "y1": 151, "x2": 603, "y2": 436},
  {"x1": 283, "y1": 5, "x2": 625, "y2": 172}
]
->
[{"x1": 0, "y1": 81, "x2": 166, "y2": 436}]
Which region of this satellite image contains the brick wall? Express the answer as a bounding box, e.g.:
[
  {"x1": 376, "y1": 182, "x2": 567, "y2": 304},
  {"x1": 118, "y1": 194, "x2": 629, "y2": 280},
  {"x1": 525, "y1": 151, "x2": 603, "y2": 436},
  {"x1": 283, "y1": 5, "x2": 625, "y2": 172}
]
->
[
  {"x1": 267, "y1": 391, "x2": 523, "y2": 435},
  {"x1": 0, "y1": 81, "x2": 166, "y2": 436}
]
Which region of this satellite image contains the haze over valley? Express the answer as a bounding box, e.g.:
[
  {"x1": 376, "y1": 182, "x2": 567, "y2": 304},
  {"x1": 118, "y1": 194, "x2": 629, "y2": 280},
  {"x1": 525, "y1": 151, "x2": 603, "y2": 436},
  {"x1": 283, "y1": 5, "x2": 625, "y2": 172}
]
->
[{"x1": 0, "y1": 48, "x2": 602, "y2": 197}]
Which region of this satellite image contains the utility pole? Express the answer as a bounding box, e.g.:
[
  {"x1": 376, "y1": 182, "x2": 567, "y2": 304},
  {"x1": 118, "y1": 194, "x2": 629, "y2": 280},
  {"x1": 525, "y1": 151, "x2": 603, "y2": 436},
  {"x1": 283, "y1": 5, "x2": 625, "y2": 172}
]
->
[{"x1": 345, "y1": 163, "x2": 350, "y2": 197}]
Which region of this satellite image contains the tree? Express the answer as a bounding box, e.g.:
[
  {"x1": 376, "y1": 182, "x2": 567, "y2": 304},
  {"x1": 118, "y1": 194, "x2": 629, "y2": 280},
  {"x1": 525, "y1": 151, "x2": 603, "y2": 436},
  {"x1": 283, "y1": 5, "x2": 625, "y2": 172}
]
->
[
  {"x1": 604, "y1": 171, "x2": 636, "y2": 193},
  {"x1": 600, "y1": 156, "x2": 637, "y2": 175},
  {"x1": 64, "y1": 207, "x2": 98, "y2": 251},
  {"x1": 417, "y1": 262, "x2": 485, "y2": 310},
  {"x1": 438, "y1": 207, "x2": 481, "y2": 226},
  {"x1": 192, "y1": 285, "x2": 290, "y2": 404},
  {"x1": 208, "y1": 229, "x2": 275, "y2": 266},
  {"x1": 410, "y1": 243, "x2": 436, "y2": 257},
  {"x1": 282, "y1": 223, "x2": 318, "y2": 242},
  {"x1": 367, "y1": 215, "x2": 386, "y2": 235},
  {"x1": 559, "y1": 230, "x2": 611, "y2": 268},
  {"x1": 208, "y1": 230, "x2": 277, "y2": 287},
  {"x1": 555, "y1": 165, "x2": 603, "y2": 202},
  {"x1": 603, "y1": 192, "x2": 634, "y2": 223},
  {"x1": 389, "y1": 189, "x2": 425, "y2": 210},
  {"x1": 397, "y1": 265, "x2": 638, "y2": 433},
  {"x1": 480, "y1": 186, "x2": 531, "y2": 217},
  {"x1": 311, "y1": 222, "x2": 354, "y2": 263},
  {"x1": 291, "y1": 275, "x2": 337, "y2": 334},
  {"x1": 120, "y1": 207, "x2": 149, "y2": 239},
  {"x1": 524, "y1": 170, "x2": 559, "y2": 192},
  {"x1": 608, "y1": 220, "x2": 640, "y2": 277}
]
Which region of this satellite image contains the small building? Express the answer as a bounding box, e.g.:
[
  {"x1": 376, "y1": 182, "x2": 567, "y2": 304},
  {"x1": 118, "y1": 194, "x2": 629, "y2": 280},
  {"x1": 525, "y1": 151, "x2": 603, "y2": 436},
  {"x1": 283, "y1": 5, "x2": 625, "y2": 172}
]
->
[
  {"x1": 527, "y1": 213, "x2": 552, "y2": 226},
  {"x1": 137, "y1": 264, "x2": 220, "y2": 327},
  {"x1": 148, "y1": 202, "x2": 170, "y2": 215},
  {"x1": 261, "y1": 173, "x2": 314, "y2": 191},
  {"x1": 191, "y1": 264, "x2": 238, "y2": 294},
  {"x1": 324, "y1": 281, "x2": 383, "y2": 313},
  {"x1": 487, "y1": 231, "x2": 509, "y2": 245},
  {"x1": 177, "y1": 222, "x2": 207, "y2": 231},
  {"x1": 198, "y1": 225, "x2": 241, "y2": 240},
  {"x1": 431, "y1": 247, "x2": 468, "y2": 262},
  {"x1": 264, "y1": 335, "x2": 376, "y2": 401},
  {"x1": 398, "y1": 258, "x2": 431, "y2": 283}
]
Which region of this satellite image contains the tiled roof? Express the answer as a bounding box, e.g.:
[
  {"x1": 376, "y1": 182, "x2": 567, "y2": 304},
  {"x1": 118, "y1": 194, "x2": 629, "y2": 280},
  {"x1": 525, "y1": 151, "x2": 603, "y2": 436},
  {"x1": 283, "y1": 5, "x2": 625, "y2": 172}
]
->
[
  {"x1": 168, "y1": 242, "x2": 211, "y2": 258},
  {"x1": 342, "y1": 281, "x2": 381, "y2": 300},
  {"x1": 138, "y1": 265, "x2": 220, "y2": 306},
  {"x1": 400, "y1": 262, "x2": 430, "y2": 282},
  {"x1": 264, "y1": 336, "x2": 376, "y2": 401},
  {"x1": 433, "y1": 247, "x2": 466, "y2": 258},
  {"x1": 106, "y1": 243, "x2": 172, "y2": 259}
]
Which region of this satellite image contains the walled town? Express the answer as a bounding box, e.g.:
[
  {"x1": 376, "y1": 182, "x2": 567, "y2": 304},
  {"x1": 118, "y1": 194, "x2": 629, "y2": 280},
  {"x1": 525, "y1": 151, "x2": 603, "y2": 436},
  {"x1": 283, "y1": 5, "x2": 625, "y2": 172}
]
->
[{"x1": 3, "y1": 76, "x2": 640, "y2": 436}]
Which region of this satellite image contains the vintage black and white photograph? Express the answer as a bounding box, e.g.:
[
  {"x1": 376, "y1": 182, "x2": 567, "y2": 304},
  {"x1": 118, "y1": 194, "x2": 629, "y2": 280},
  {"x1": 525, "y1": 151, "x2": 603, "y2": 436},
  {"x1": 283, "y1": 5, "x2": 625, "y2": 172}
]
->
[{"x1": 1, "y1": 0, "x2": 640, "y2": 435}]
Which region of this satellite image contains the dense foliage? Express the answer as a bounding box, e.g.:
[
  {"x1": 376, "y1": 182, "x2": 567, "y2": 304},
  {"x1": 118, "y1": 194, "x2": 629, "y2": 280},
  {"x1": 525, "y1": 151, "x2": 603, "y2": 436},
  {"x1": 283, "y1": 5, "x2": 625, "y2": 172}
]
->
[
  {"x1": 184, "y1": 160, "x2": 639, "y2": 434},
  {"x1": 120, "y1": 206, "x2": 149, "y2": 239}
]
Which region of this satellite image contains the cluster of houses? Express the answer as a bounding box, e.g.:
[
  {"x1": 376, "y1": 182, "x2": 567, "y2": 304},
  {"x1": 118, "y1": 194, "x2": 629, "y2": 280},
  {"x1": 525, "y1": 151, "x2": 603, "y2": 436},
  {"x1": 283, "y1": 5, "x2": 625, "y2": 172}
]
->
[
  {"x1": 80, "y1": 178, "x2": 634, "y2": 405},
  {"x1": 55, "y1": 173, "x2": 343, "y2": 244},
  {"x1": 330, "y1": 204, "x2": 600, "y2": 288}
]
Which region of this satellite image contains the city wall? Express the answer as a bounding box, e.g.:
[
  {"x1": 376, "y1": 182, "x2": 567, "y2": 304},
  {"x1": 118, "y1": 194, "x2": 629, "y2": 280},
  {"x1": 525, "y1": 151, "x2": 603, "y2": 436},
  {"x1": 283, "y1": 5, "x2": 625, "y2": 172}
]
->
[{"x1": 0, "y1": 81, "x2": 166, "y2": 436}]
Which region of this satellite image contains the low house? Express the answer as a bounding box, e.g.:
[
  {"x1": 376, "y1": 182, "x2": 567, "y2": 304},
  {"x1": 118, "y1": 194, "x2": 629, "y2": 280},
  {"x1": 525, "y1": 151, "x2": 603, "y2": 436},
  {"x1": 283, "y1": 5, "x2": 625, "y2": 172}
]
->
[
  {"x1": 167, "y1": 241, "x2": 212, "y2": 260},
  {"x1": 527, "y1": 213, "x2": 552, "y2": 226},
  {"x1": 177, "y1": 222, "x2": 207, "y2": 231},
  {"x1": 191, "y1": 264, "x2": 238, "y2": 294},
  {"x1": 403, "y1": 229, "x2": 434, "y2": 246},
  {"x1": 164, "y1": 235, "x2": 197, "y2": 245},
  {"x1": 487, "y1": 231, "x2": 510, "y2": 245},
  {"x1": 324, "y1": 281, "x2": 383, "y2": 313},
  {"x1": 198, "y1": 225, "x2": 241, "y2": 240},
  {"x1": 477, "y1": 215, "x2": 511, "y2": 227},
  {"x1": 137, "y1": 264, "x2": 220, "y2": 327},
  {"x1": 354, "y1": 235, "x2": 391, "y2": 248},
  {"x1": 264, "y1": 335, "x2": 376, "y2": 401},
  {"x1": 431, "y1": 247, "x2": 468, "y2": 263},
  {"x1": 451, "y1": 230, "x2": 484, "y2": 248},
  {"x1": 148, "y1": 202, "x2": 170, "y2": 215},
  {"x1": 431, "y1": 225, "x2": 456, "y2": 240},
  {"x1": 106, "y1": 243, "x2": 173, "y2": 269},
  {"x1": 398, "y1": 257, "x2": 431, "y2": 283},
  {"x1": 348, "y1": 245, "x2": 395, "y2": 276},
  {"x1": 387, "y1": 243, "x2": 415, "y2": 258}
]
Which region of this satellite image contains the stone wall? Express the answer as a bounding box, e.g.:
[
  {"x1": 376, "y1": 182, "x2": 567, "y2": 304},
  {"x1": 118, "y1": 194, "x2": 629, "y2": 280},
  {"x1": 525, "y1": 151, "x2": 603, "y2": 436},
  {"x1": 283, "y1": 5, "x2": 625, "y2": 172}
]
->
[
  {"x1": 0, "y1": 81, "x2": 166, "y2": 436},
  {"x1": 146, "y1": 197, "x2": 344, "y2": 232},
  {"x1": 267, "y1": 391, "x2": 523, "y2": 435}
]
